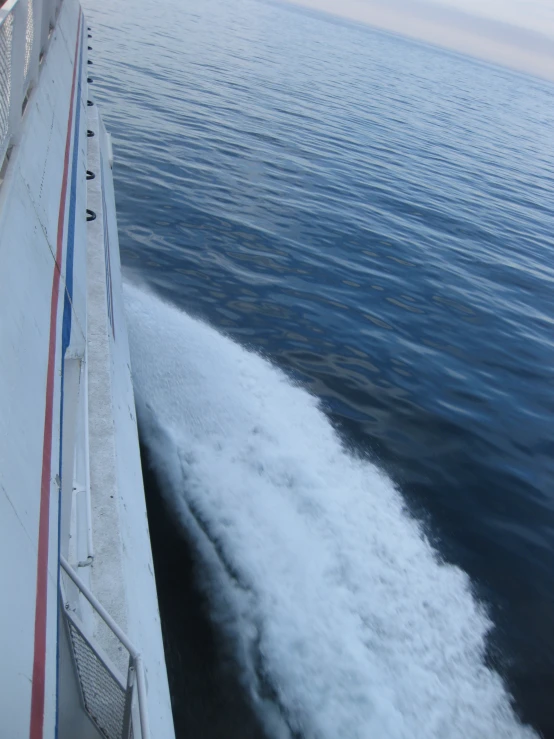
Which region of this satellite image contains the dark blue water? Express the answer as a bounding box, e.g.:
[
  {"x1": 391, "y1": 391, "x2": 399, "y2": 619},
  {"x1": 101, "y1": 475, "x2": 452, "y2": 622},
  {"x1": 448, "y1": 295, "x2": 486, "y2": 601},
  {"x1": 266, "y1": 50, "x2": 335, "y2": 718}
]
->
[{"x1": 84, "y1": 0, "x2": 554, "y2": 736}]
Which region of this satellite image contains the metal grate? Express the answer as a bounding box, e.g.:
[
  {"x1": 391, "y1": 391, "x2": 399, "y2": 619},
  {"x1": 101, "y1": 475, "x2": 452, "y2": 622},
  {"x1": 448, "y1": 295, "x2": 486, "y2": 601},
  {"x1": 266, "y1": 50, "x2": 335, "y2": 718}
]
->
[
  {"x1": 0, "y1": 0, "x2": 61, "y2": 170},
  {"x1": 60, "y1": 558, "x2": 150, "y2": 739},
  {"x1": 67, "y1": 616, "x2": 129, "y2": 739},
  {"x1": 0, "y1": 12, "x2": 13, "y2": 161}
]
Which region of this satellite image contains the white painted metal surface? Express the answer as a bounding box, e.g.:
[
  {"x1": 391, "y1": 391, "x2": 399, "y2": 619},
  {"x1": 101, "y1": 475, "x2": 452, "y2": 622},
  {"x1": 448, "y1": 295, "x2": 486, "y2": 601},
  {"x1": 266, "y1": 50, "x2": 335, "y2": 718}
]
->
[{"x1": 0, "y1": 0, "x2": 174, "y2": 735}]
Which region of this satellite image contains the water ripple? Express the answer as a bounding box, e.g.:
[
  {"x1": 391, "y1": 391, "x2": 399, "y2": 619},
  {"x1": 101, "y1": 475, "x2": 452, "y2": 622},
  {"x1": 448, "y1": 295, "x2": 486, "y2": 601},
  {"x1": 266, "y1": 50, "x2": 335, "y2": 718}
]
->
[{"x1": 84, "y1": 0, "x2": 554, "y2": 735}]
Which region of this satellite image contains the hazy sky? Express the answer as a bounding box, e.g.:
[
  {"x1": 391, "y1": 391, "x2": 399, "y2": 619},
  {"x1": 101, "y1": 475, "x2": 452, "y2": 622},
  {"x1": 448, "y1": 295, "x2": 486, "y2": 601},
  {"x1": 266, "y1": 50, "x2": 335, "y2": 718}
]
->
[
  {"x1": 439, "y1": 0, "x2": 554, "y2": 37},
  {"x1": 286, "y1": 0, "x2": 554, "y2": 81}
]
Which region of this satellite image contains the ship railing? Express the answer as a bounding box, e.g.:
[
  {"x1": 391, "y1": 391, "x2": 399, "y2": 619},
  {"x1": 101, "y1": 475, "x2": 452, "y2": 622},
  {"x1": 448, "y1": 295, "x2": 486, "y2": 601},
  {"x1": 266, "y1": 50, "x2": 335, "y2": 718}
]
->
[
  {"x1": 0, "y1": 0, "x2": 62, "y2": 170},
  {"x1": 60, "y1": 556, "x2": 151, "y2": 739}
]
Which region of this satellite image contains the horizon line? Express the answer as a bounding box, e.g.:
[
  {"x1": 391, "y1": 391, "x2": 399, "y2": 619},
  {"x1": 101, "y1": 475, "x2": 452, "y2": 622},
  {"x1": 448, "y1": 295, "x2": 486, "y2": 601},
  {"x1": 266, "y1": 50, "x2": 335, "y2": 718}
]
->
[{"x1": 277, "y1": 0, "x2": 554, "y2": 84}]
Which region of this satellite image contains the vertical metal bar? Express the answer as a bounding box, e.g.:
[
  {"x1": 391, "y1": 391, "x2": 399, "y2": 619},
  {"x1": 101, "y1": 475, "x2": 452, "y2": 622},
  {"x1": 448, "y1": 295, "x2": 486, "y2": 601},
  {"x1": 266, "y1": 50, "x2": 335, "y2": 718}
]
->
[
  {"x1": 25, "y1": 0, "x2": 41, "y2": 92},
  {"x1": 135, "y1": 656, "x2": 151, "y2": 739},
  {"x1": 122, "y1": 659, "x2": 135, "y2": 739},
  {"x1": 21, "y1": 0, "x2": 32, "y2": 92},
  {"x1": 8, "y1": 0, "x2": 25, "y2": 140},
  {"x1": 39, "y1": 0, "x2": 51, "y2": 54},
  {"x1": 0, "y1": 10, "x2": 13, "y2": 166}
]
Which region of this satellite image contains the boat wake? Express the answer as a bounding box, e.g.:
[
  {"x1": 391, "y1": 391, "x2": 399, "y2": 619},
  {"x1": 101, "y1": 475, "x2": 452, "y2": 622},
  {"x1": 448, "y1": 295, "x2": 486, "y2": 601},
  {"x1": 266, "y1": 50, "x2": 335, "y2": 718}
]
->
[{"x1": 124, "y1": 282, "x2": 535, "y2": 739}]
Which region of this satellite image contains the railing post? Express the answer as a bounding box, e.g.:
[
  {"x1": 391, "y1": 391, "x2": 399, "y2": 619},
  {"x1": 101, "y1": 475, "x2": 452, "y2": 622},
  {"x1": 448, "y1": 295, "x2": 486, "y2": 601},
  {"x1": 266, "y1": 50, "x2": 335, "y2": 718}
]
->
[
  {"x1": 27, "y1": 0, "x2": 42, "y2": 94},
  {"x1": 0, "y1": 9, "x2": 13, "y2": 162},
  {"x1": 39, "y1": 0, "x2": 53, "y2": 58},
  {"x1": 8, "y1": 0, "x2": 26, "y2": 143},
  {"x1": 122, "y1": 660, "x2": 136, "y2": 739},
  {"x1": 135, "y1": 656, "x2": 151, "y2": 739}
]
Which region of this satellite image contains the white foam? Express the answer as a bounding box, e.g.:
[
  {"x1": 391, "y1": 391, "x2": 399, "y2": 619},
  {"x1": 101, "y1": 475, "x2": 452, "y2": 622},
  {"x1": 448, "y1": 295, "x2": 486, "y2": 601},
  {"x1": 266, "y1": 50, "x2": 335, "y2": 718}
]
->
[{"x1": 125, "y1": 282, "x2": 536, "y2": 739}]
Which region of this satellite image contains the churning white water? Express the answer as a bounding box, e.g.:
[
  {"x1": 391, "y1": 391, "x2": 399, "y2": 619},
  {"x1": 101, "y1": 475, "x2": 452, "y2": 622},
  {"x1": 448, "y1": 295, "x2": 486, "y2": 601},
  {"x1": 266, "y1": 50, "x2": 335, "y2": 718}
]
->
[{"x1": 125, "y1": 282, "x2": 535, "y2": 739}]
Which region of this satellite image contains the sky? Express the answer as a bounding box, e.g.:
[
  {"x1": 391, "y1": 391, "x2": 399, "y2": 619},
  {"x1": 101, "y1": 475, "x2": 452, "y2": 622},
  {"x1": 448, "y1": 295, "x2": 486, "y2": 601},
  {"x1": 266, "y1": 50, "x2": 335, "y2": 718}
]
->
[{"x1": 286, "y1": 0, "x2": 554, "y2": 81}]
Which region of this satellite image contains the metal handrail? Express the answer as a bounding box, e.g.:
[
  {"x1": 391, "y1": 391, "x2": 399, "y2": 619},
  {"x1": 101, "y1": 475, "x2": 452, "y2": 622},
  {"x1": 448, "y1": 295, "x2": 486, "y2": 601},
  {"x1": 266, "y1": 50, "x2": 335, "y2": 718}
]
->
[
  {"x1": 60, "y1": 556, "x2": 151, "y2": 739},
  {"x1": 0, "y1": 0, "x2": 62, "y2": 170}
]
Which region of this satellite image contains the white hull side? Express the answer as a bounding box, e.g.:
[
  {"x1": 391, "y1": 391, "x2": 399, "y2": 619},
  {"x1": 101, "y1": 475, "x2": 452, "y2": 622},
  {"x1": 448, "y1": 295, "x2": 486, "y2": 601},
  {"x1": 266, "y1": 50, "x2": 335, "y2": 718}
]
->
[
  {"x1": 0, "y1": 1, "x2": 84, "y2": 733},
  {"x1": 0, "y1": 0, "x2": 174, "y2": 735}
]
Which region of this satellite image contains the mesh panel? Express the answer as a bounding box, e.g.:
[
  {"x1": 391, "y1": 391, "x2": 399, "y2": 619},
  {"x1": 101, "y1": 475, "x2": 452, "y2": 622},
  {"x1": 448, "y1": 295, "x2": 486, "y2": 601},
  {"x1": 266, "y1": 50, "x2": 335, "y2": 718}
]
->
[
  {"x1": 23, "y1": 0, "x2": 34, "y2": 89},
  {"x1": 67, "y1": 619, "x2": 130, "y2": 739},
  {"x1": 0, "y1": 13, "x2": 13, "y2": 161}
]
